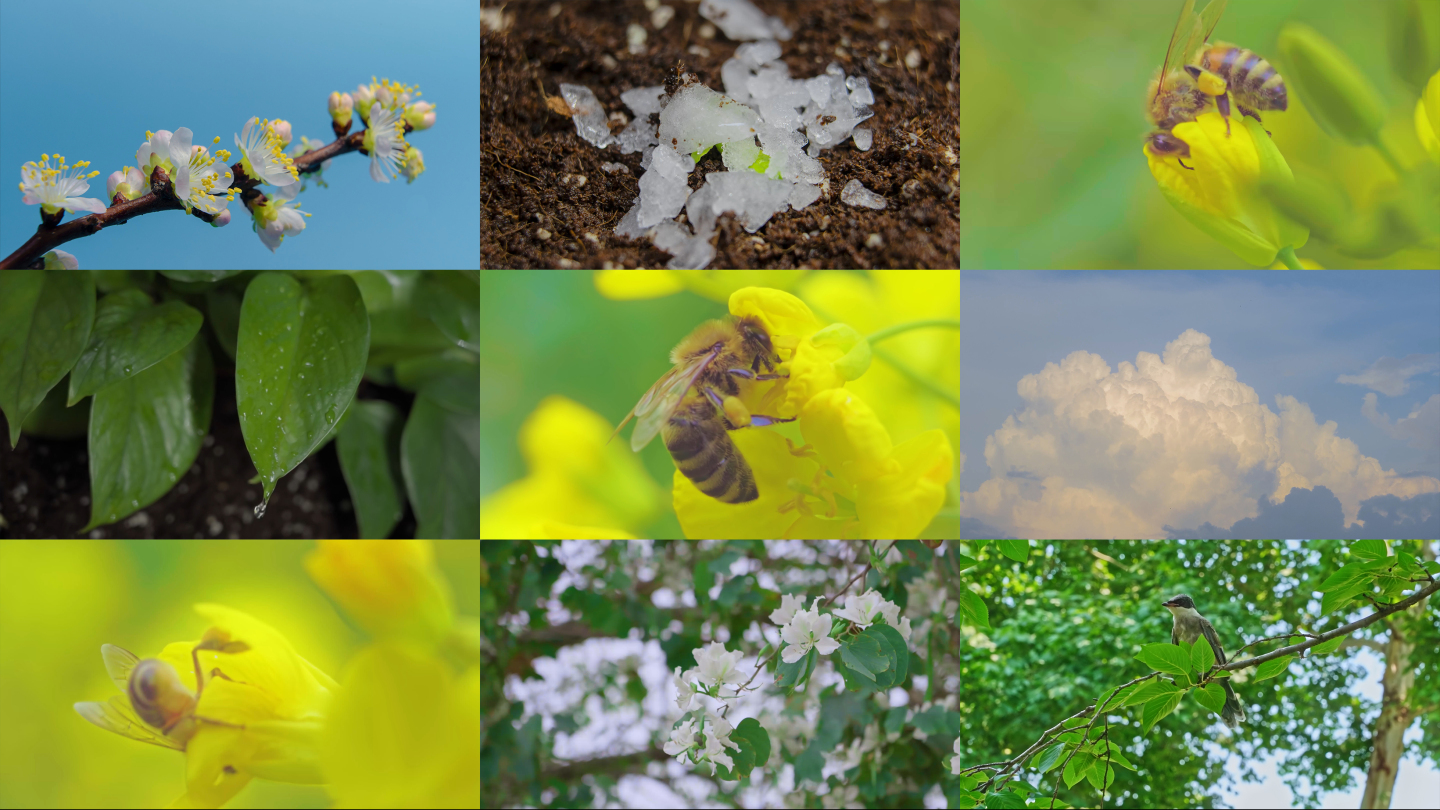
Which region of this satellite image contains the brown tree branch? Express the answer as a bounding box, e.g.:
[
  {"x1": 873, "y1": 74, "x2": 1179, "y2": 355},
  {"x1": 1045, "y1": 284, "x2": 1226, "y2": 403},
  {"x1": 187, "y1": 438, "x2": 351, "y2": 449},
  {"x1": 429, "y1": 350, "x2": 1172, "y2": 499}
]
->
[{"x1": 1, "y1": 117, "x2": 415, "y2": 269}]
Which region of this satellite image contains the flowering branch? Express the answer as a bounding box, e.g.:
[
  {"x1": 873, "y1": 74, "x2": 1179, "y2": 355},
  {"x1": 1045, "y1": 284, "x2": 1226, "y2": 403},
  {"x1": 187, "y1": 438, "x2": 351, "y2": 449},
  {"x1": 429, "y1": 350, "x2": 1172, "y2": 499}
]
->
[{"x1": 3, "y1": 78, "x2": 434, "y2": 269}]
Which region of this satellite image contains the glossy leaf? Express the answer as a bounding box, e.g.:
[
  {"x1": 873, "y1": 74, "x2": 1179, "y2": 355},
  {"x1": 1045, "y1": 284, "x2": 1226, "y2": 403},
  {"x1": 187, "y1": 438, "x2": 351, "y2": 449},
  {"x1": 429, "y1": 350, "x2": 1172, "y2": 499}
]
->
[
  {"x1": 401, "y1": 374, "x2": 479, "y2": 539},
  {"x1": 236, "y1": 272, "x2": 370, "y2": 501},
  {"x1": 159, "y1": 270, "x2": 246, "y2": 283},
  {"x1": 870, "y1": 623, "x2": 910, "y2": 685},
  {"x1": 85, "y1": 334, "x2": 213, "y2": 530},
  {"x1": 394, "y1": 348, "x2": 478, "y2": 393},
  {"x1": 0, "y1": 269, "x2": 94, "y2": 447},
  {"x1": 415, "y1": 271, "x2": 478, "y2": 352},
  {"x1": 67, "y1": 290, "x2": 203, "y2": 405},
  {"x1": 205, "y1": 284, "x2": 245, "y2": 360},
  {"x1": 337, "y1": 400, "x2": 406, "y2": 539},
  {"x1": 859, "y1": 626, "x2": 899, "y2": 689}
]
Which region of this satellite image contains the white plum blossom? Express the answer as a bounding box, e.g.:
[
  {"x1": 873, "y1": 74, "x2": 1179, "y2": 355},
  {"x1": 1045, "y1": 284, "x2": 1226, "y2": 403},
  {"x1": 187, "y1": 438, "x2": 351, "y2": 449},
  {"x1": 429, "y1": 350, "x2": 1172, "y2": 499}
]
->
[
  {"x1": 363, "y1": 101, "x2": 410, "y2": 183},
  {"x1": 693, "y1": 641, "x2": 747, "y2": 691},
  {"x1": 674, "y1": 666, "x2": 698, "y2": 711},
  {"x1": 664, "y1": 719, "x2": 698, "y2": 757},
  {"x1": 770, "y1": 593, "x2": 806, "y2": 626},
  {"x1": 249, "y1": 180, "x2": 310, "y2": 252},
  {"x1": 106, "y1": 166, "x2": 147, "y2": 203},
  {"x1": 235, "y1": 117, "x2": 300, "y2": 187},
  {"x1": 951, "y1": 736, "x2": 964, "y2": 775},
  {"x1": 781, "y1": 602, "x2": 840, "y2": 663},
  {"x1": 169, "y1": 132, "x2": 238, "y2": 217},
  {"x1": 19, "y1": 153, "x2": 106, "y2": 215},
  {"x1": 41, "y1": 249, "x2": 78, "y2": 269},
  {"x1": 833, "y1": 589, "x2": 886, "y2": 629}
]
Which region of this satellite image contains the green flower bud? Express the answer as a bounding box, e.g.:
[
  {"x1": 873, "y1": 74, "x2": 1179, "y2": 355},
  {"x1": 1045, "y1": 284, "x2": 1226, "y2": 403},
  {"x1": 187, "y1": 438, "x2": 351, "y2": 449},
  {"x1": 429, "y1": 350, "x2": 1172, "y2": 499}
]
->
[{"x1": 1277, "y1": 23, "x2": 1387, "y2": 145}]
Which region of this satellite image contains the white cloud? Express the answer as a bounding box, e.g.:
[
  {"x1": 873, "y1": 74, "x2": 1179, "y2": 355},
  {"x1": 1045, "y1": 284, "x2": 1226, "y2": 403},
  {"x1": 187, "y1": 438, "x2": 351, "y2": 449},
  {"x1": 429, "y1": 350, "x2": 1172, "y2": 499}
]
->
[
  {"x1": 963, "y1": 330, "x2": 1440, "y2": 539},
  {"x1": 1337, "y1": 353, "x2": 1440, "y2": 396},
  {"x1": 1363, "y1": 393, "x2": 1440, "y2": 462}
]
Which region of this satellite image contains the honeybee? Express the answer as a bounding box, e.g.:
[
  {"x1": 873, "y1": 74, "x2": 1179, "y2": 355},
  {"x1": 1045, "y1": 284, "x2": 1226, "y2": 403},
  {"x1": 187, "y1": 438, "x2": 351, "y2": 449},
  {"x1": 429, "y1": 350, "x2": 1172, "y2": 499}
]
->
[
  {"x1": 611, "y1": 315, "x2": 793, "y2": 503},
  {"x1": 74, "y1": 637, "x2": 249, "y2": 750}
]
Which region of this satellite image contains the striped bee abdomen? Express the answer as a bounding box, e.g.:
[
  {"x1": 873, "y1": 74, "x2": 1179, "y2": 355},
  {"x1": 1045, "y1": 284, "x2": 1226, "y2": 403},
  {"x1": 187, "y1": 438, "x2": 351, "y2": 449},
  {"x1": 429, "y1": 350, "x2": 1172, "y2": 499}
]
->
[
  {"x1": 664, "y1": 410, "x2": 758, "y2": 504},
  {"x1": 1201, "y1": 43, "x2": 1287, "y2": 111}
]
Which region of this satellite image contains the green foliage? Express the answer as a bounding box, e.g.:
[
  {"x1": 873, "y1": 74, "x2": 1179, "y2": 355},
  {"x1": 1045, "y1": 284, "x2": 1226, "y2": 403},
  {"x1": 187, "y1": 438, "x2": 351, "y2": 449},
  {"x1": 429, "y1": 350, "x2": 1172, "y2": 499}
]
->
[
  {"x1": 1192, "y1": 682, "x2": 1227, "y2": 716},
  {"x1": 995, "y1": 539, "x2": 1030, "y2": 562},
  {"x1": 954, "y1": 588, "x2": 991, "y2": 630},
  {"x1": 1135, "y1": 643, "x2": 1192, "y2": 677},
  {"x1": 1253, "y1": 654, "x2": 1297, "y2": 682},
  {"x1": 0, "y1": 269, "x2": 94, "y2": 447}
]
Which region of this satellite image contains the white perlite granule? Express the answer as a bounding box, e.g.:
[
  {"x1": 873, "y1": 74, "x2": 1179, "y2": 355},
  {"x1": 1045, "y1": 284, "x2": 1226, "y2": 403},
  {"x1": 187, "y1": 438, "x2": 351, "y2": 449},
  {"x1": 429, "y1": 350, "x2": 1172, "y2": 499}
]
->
[{"x1": 841, "y1": 179, "x2": 886, "y2": 209}]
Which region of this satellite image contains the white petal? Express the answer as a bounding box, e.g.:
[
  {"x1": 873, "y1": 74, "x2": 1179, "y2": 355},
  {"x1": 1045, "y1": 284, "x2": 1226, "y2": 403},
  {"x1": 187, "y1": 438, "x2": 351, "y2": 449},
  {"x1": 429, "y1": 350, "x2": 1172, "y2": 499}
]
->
[
  {"x1": 781, "y1": 643, "x2": 807, "y2": 663},
  {"x1": 813, "y1": 637, "x2": 840, "y2": 655}
]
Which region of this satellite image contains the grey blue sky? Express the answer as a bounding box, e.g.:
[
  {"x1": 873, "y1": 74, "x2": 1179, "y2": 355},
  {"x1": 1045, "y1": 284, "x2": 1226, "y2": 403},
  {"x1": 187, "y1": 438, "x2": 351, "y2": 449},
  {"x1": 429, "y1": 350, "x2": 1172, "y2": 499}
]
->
[
  {"x1": 961, "y1": 271, "x2": 1440, "y2": 539},
  {"x1": 0, "y1": 0, "x2": 479, "y2": 269}
]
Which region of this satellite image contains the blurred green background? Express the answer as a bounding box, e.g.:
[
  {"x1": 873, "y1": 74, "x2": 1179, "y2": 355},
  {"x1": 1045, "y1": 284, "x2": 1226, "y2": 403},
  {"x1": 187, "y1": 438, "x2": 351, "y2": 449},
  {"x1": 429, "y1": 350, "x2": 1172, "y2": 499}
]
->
[
  {"x1": 0, "y1": 539, "x2": 479, "y2": 810},
  {"x1": 960, "y1": 0, "x2": 1437, "y2": 268}
]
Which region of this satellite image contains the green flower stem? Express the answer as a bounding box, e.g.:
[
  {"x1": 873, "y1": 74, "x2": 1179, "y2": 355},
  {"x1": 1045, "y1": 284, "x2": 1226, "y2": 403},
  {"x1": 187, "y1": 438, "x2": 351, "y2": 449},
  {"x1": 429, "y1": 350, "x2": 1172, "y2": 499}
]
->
[
  {"x1": 1276, "y1": 245, "x2": 1305, "y2": 269},
  {"x1": 865, "y1": 319, "x2": 960, "y2": 344}
]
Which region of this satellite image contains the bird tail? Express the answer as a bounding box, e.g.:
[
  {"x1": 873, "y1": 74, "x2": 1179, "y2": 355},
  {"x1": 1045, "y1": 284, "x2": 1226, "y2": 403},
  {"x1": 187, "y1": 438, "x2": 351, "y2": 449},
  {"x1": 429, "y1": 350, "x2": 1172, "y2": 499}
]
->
[{"x1": 1220, "y1": 678, "x2": 1245, "y2": 729}]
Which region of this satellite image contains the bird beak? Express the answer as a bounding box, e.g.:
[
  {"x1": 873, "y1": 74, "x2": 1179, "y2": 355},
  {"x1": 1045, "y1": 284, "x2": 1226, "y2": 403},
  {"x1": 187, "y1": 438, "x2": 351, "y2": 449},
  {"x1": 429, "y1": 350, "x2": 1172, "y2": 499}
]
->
[{"x1": 1162, "y1": 598, "x2": 1179, "y2": 608}]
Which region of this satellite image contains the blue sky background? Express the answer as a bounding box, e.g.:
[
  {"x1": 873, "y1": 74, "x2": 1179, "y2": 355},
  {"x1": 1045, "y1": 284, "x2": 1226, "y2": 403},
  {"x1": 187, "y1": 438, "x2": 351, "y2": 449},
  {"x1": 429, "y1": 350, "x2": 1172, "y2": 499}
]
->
[
  {"x1": 0, "y1": 0, "x2": 478, "y2": 269},
  {"x1": 961, "y1": 271, "x2": 1440, "y2": 538}
]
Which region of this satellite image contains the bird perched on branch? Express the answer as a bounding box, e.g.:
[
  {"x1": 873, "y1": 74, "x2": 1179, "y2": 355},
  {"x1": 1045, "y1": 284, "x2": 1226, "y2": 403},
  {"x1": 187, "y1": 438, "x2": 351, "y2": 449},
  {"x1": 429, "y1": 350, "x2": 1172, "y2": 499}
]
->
[{"x1": 1162, "y1": 594, "x2": 1246, "y2": 730}]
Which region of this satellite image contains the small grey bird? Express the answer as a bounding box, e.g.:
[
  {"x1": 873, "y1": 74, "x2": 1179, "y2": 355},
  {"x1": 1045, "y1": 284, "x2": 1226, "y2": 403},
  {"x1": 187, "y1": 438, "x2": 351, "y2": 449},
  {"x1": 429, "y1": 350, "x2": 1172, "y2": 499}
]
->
[{"x1": 1162, "y1": 594, "x2": 1246, "y2": 729}]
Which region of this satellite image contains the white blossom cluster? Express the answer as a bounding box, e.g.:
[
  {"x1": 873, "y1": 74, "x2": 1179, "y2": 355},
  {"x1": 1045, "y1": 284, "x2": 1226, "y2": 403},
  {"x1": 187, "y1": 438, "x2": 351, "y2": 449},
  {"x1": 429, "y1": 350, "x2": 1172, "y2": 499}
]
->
[{"x1": 667, "y1": 641, "x2": 756, "y2": 773}]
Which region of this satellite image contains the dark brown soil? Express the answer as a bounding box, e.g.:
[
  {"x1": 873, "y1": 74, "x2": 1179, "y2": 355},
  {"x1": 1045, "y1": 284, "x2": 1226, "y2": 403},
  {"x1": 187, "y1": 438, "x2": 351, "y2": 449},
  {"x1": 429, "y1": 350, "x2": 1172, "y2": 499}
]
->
[
  {"x1": 481, "y1": 0, "x2": 959, "y2": 269},
  {"x1": 0, "y1": 375, "x2": 418, "y2": 540}
]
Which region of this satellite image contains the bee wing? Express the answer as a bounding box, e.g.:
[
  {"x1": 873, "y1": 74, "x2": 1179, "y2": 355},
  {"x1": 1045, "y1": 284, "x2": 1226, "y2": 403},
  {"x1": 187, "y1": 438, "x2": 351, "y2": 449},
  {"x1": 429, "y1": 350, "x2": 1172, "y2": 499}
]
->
[
  {"x1": 1183, "y1": 0, "x2": 1227, "y2": 66},
  {"x1": 74, "y1": 695, "x2": 184, "y2": 750},
  {"x1": 1155, "y1": 0, "x2": 1197, "y2": 105},
  {"x1": 101, "y1": 643, "x2": 141, "y2": 693},
  {"x1": 629, "y1": 351, "x2": 717, "y2": 451}
]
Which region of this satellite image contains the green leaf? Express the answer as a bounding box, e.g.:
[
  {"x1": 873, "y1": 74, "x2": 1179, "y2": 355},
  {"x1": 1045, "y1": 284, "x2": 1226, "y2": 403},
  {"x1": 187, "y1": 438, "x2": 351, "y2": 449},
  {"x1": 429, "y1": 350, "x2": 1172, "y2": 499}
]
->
[
  {"x1": 775, "y1": 646, "x2": 807, "y2": 689},
  {"x1": 717, "y1": 574, "x2": 752, "y2": 608},
  {"x1": 883, "y1": 707, "x2": 907, "y2": 734},
  {"x1": 1141, "y1": 688, "x2": 1185, "y2": 735},
  {"x1": 954, "y1": 588, "x2": 991, "y2": 630},
  {"x1": 336, "y1": 399, "x2": 407, "y2": 539},
  {"x1": 1191, "y1": 634, "x2": 1216, "y2": 675},
  {"x1": 996, "y1": 539, "x2": 1030, "y2": 562},
  {"x1": 1122, "y1": 679, "x2": 1181, "y2": 707},
  {"x1": 1135, "y1": 643, "x2": 1192, "y2": 676},
  {"x1": 834, "y1": 649, "x2": 878, "y2": 692},
  {"x1": 949, "y1": 554, "x2": 979, "y2": 574},
  {"x1": 1062, "y1": 751, "x2": 1096, "y2": 788},
  {"x1": 1085, "y1": 762, "x2": 1117, "y2": 792},
  {"x1": 159, "y1": 270, "x2": 246, "y2": 283},
  {"x1": 870, "y1": 623, "x2": 910, "y2": 685},
  {"x1": 986, "y1": 790, "x2": 1028, "y2": 809},
  {"x1": 1311, "y1": 634, "x2": 1347, "y2": 655},
  {"x1": 394, "y1": 348, "x2": 478, "y2": 393},
  {"x1": 1319, "y1": 560, "x2": 1380, "y2": 593},
  {"x1": 1350, "y1": 539, "x2": 1389, "y2": 560},
  {"x1": 794, "y1": 741, "x2": 824, "y2": 784},
  {"x1": 695, "y1": 560, "x2": 713, "y2": 606},
  {"x1": 1422, "y1": 560, "x2": 1440, "y2": 575},
  {"x1": 1192, "y1": 682, "x2": 1226, "y2": 715},
  {"x1": 733, "y1": 717, "x2": 771, "y2": 768},
  {"x1": 83, "y1": 333, "x2": 213, "y2": 531},
  {"x1": 402, "y1": 375, "x2": 479, "y2": 539},
  {"x1": 859, "y1": 626, "x2": 899, "y2": 688},
  {"x1": 66, "y1": 291, "x2": 202, "y2": 406},
  {"x1": 236, "y1": 273, "x2": 369, "y2": 501},
  {"x1": 1321, "y1": 582, "x2": 1368, "y2": 616},
  {"x1": 1098, "y1": 741, "x2": 1135, "y2": 770},
  {"x1": 1031, "y1": 743, "x2": 1067, "y2": 774},
  {"x1": 1253, "y1": 654, "x2": 1296, "y2": 682},
  {"x1": 205, "y1": 284, "x2": 244, "y2": 360},
  {"x1": 415, "y1": 271, "x2": 478, "y2": 352},
  {"x1": 911, "y1": 705, "x2": 960, "y2": 735},
  {"x1": 0, "y1": 269, "x2": 94, "y2": 448},
  {"x1": 841, "y1": 634, "x2": 889, "y2": 679}
]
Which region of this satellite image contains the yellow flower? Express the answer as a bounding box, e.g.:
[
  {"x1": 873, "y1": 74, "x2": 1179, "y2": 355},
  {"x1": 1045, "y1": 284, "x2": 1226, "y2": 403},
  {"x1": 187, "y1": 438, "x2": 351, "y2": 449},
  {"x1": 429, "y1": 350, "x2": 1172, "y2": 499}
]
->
[
  {"x1": 1146, "y1": 111, "x2": 1310, "y2": 266},
  {"x1": 319, "y1": 644, "x2": 479, "y2": 809},
  {"x1": 304, "y1": 540, "x2": 454, "y2": 644},
  {"x1": 74, "y1": 604, "x2": 336, "y2": 809},
  {"x1": 594, "y1": 269, "x2": 809, "y2": 302}
]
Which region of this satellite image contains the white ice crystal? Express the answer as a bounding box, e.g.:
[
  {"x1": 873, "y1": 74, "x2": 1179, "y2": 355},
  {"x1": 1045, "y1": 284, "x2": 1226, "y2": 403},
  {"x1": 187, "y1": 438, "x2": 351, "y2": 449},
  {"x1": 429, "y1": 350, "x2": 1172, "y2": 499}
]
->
[
  {"x1": 559, "y1": 83, "x2": 613, "y2": 148},
  {"x1": 636, "y1": 143, "x2": 694, "y2": 229},
  {"x1": 699, "y1": 0, "x2": 792, "y2": 42},
  {"x1": 841, "y1": 179, "x2": 886, "y2": 209},
  {"x1": 852, "y1": 128, "x2": 873, "y2": 151}
]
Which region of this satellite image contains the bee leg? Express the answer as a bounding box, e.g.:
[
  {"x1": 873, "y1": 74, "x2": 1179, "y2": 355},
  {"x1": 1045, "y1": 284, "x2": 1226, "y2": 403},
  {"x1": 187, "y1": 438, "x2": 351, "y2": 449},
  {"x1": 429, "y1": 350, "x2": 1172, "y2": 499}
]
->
[
  {"x1": 1178, "y1": 157, "x2": 1195, "y2": 170},
  {"x1": 1237, "y1": 105, "x2": 1271, "y2": 137},
  {"x1": 738, "y1": 413, "x2": 797, "y2": 428},
  {"x1": 727, "y1": 367, "x2": 788, "y2": 381},
  {"x1": 1216, "y1": 92, "x2": 1232, "y2": 136}
]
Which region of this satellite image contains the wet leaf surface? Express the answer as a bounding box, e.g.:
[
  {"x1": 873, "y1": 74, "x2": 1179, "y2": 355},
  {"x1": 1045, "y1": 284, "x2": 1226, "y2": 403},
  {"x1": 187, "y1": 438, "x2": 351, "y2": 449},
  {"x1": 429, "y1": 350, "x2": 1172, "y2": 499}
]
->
[
  {"x1": 337, "y1": 399, "x2": 406, "y2": 539},
  {"x1": 0, "y1": 269, "x2": 95, "y2": 447},
  {"x1": 67, "y1": 289, "x2": 203, "y2": 405},
  {"x1": 401, "y1": 374, "x2": 478, "y2": 538},
  {"x1": 85, "y1": 333, "x2": 213, "y2": 531},
  {"x1": 236, "y1": 273, "x2": 370, "y2": 502}
]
